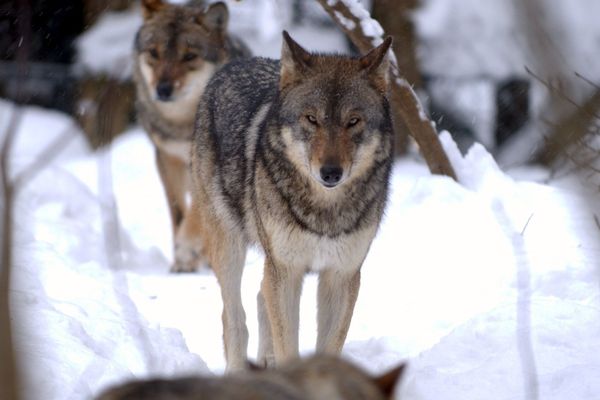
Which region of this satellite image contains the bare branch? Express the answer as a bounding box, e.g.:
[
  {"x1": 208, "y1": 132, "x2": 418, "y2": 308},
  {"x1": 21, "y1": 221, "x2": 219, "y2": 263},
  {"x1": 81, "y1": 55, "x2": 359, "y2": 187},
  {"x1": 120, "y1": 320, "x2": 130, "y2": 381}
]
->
[{"x1": 527, "y1": 67, "x2": 600, "y2": 166}]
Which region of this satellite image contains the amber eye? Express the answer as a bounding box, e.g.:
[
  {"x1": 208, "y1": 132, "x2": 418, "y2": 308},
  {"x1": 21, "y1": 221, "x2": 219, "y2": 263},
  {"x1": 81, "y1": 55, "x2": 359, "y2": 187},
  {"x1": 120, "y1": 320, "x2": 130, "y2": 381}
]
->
[
  {"x1": 148, "y1": 48, "x2": 159, "y2": 59},
  {"x1": 347, "y1": 117, "x2": 360, "y2": 128},
  {"x1": 306, "y1": 115, "x2": 318, "y2": 125},
  {"x1": 182, "y1": 52, "x2": 198, "y2": 62}
]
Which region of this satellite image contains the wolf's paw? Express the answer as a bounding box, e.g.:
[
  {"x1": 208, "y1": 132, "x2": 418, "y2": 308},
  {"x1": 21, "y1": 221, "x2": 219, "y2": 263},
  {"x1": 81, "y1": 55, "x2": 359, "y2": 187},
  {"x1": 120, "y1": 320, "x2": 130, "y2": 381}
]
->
[{"x1": 172, "y1": 241, "x2": 203, "y2": 273}]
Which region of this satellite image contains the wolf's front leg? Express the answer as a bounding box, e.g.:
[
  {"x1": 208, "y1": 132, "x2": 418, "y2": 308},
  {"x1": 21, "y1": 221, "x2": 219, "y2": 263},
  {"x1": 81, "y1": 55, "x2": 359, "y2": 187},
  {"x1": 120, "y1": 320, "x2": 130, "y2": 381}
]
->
[
  {"x1": 261, "y1": 257, "x2": 304, "y2": 365},
  {"x1": 316, "y1": 269, "x2": 361, "y2": 354},
  {"x1": 257, "y1": 289, "x2": 275, "y2": 367}
]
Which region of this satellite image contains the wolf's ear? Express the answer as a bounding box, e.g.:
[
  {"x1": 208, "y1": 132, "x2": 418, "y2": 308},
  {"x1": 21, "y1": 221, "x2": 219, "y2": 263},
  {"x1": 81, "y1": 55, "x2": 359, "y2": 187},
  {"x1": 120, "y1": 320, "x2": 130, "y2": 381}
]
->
[
  {"x1": 141, "y1": 0, "x2": 165, "y2": 19},
  {"x1": 202, "y1": 2, "x2": 229, "y2": 33},
  {"x1": 280, "y1": 31, "x2": 312, "y2": 90},
  {"x1": 372, "y1": 362, "x2": 406, "y2": 398},
  {"x1": 359, "y1": 36, "x2": 393, "y2": 93}
]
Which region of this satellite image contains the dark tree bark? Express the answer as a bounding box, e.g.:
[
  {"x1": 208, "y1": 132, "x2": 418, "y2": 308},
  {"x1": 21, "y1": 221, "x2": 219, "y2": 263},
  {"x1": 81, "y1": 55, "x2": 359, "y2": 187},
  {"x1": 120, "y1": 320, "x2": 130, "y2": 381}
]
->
[
  {"x1": 371, "y1": 0, "x2": 422, "y2": 88},
  {"x1": 371, "y1": 0, "x2": 422, "y2": 155},
  {"x1": 316, "y1": 0, "x2": 457, "y2": 180}
]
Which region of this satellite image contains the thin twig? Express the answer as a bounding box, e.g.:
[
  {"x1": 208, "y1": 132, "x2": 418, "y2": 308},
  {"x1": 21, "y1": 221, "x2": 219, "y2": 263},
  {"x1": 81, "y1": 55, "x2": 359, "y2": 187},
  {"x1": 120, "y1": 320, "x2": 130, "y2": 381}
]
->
[
  {"x1": 574, "y1": 72, "x2": 600, "y2": 91},
  {"x1": 593, "y1": 214, "x2": 600, "y2": 231},
  {"x1": 526, "y1": 66, "x2": 600, "y2": 121}
]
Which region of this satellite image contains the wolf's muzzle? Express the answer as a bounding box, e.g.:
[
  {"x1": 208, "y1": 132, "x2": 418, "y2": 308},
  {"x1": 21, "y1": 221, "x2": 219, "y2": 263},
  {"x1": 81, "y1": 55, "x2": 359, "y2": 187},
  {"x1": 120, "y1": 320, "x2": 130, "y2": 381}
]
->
[
  {"x1": 156, "y1": 81, "x2": 174, "y2": 101},
  {"x1": 320, "y1": 165, "x2": 343, "y2": 187}
]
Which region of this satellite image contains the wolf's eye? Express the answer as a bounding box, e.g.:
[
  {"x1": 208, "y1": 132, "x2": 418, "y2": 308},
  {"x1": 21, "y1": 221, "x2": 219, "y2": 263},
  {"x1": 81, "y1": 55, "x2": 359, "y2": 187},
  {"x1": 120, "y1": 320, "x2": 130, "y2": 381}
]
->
[
  {"x1": 347, "y1": 117, "x2": 360, "y2": 128},
  {"x1": 182, "y1": 52, "x2": 198, "y2": 62},
  {"x1": 148, "y1": 48, "x2": 159, "y2": 59},
  {"x1": 306, "y1": 115, "x2": 318, "y2": 125}
]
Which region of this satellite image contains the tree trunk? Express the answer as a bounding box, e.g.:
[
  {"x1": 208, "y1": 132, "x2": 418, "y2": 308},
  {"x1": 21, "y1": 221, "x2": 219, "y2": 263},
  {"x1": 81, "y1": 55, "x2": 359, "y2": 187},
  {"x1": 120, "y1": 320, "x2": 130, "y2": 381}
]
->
[
  {"x1": 371, "y1": 0, "x2": 422, "y2": 88},
  {"x1": 316, "y1": 0, "x2": 457, "y2": 180},
  {"x1": 371, "y1": 0, "x2": 422, "y2": 155}
]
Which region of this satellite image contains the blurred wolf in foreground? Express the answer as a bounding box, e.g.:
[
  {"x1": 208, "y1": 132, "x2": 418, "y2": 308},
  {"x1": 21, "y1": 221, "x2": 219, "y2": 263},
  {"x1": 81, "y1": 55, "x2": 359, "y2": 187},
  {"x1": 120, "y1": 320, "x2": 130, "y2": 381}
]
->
[
  {"x1": 96, "y1": 355, "x2": 406, "y2": 400},
  {"x1": 133, "y1": 0, "x2": 249, "y2": 271},
  {"x1": 177, "y1": 31, "x2": 394, "y2": 370}
]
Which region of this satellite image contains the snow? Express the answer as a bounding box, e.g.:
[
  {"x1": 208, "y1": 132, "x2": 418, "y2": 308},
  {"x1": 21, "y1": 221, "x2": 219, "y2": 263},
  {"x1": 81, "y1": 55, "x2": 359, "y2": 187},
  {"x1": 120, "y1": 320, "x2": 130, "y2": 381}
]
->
[
  {"x1": 3, "y1": 92, "x2": 600, "y2": 400},
  {"x1": 5, "y1": 0, "x2": 600, "y2": 398},
  {"x1": 334, "y1": 10, "x2": 356, "y2": 31}
]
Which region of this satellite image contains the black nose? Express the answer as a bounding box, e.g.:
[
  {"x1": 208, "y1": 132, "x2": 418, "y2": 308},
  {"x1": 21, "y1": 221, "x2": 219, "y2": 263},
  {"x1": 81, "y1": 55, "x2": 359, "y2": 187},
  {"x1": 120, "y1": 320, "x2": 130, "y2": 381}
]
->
[
  {"x1": 156, "y1": 81, "x2": 173, "y2": 101},
  {"x1": 320, "y1": 165, "x2": 343, "y2": 187}
]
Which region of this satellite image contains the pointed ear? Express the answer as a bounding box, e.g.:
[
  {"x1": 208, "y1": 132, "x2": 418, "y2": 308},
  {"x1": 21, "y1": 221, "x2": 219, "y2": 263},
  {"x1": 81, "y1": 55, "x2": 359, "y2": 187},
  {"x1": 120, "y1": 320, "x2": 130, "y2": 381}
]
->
[
  {"x1": 202, "y1": 2, "x2": 229, "y2": 33},
  {"x1": 141, "y1": 0, "x2": 165, "y2": 20},
  {"x1": 372, "y1": 363, "x2": 406, "y2": 398},
  {"x1": 280, "y1": 31, "x2": 313, "y2": 90},
  {"x1": 359, "y1": 36, "x2": 393, "y2": 93}
]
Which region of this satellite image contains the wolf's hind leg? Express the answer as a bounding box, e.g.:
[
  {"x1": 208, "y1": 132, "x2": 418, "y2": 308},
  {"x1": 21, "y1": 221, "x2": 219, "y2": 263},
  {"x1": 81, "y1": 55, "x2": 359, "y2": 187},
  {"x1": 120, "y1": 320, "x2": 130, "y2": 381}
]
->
[
  {"x1": 261, "y1": 257, "x2": 304, "y2": 365},
  {"x1": 212, "y1": 235, "x2": 248, "y2": 372},
  {"x1": 316, "y1": 269, "x2": 361, "y2": 354}
]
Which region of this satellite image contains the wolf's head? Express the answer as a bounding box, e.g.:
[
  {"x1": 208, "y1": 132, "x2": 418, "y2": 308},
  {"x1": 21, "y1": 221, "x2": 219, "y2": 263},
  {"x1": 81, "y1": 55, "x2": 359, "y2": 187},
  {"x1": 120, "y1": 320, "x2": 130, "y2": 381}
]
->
[
  {"x1": 277, "y1": 32, "x2": 393, "y2": 190},
  {"x1": 281, "y1": 355, "x2": 406, "y2": 400},
  {"x1": 135, "y1": 0, "x2": 229, "y2": 107}
]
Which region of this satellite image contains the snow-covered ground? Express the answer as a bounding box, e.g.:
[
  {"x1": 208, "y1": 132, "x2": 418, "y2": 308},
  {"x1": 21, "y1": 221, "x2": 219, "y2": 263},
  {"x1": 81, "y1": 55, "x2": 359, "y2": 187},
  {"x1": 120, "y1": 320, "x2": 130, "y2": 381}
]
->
[{"x1": 3, "y1": 95, "x2": 599, "y2": 399}]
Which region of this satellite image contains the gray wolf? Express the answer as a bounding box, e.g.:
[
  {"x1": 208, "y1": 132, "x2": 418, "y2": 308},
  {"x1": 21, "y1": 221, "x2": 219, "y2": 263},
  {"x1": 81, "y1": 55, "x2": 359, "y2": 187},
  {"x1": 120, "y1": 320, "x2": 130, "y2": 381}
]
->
[
  {"x1": 177, "y1": 31, "x2": 394, "y2": 370},
  {"x1": 133, "y1": 0, "x2": 250, "y2": 271},
  {"x1": 96, "y1": 354, "x2": 406, "y2": 399}
]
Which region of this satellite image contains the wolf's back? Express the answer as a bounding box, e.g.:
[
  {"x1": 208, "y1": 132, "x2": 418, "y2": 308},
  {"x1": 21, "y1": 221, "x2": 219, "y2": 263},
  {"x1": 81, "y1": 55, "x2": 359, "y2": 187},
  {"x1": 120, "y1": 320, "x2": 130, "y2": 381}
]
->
[
  {"x1": 195, "y1": 57, "x2": 279, "y2": 218},
  {"x1": 201, "y1": 57, "x2": 279, "y2": 146}
]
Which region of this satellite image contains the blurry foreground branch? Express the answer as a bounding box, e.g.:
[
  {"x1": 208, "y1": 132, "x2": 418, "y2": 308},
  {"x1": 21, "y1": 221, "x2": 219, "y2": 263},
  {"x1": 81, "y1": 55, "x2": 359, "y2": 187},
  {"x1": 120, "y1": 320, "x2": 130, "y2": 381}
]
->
[
  {"x1": 1, "y1": 109, "x2": 22, "y2": 400},
  {"x1": 0, "y1": 107, "x2": 76, "y2": 400},
  {"x1": 316, "y1": 0, "x2": 457, "y2": 180}
]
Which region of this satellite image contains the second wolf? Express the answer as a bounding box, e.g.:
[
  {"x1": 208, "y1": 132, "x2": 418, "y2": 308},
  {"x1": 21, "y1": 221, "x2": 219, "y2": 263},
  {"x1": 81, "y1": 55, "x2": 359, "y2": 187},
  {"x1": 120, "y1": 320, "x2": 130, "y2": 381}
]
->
[
  {"x1": 178, "y1": 32, "x2": 394, "y2": 370},
  {"x1": 96, "y1": 355, "x2": 406, "y2": 400},
  {"x1": 133, "y1": 0, "x2": 250, "y2": 271}
]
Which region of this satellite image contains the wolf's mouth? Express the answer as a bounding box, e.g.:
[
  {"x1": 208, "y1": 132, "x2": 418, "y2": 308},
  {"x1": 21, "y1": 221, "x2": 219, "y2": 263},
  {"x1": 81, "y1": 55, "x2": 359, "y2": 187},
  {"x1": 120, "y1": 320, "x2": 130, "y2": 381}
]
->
[{"x1": 321, "y1": 181, "x2": 340, "y2": 189}]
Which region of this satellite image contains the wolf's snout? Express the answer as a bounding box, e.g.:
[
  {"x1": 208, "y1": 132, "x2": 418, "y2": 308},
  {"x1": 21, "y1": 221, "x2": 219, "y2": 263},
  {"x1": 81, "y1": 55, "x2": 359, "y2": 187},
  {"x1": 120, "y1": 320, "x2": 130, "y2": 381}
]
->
[
  {"x1": 320, "y1": 165, "x2": 343, "y2": 187},
  {"x1": 156, "y1": 81, "x2": 174, "y2": 101}
]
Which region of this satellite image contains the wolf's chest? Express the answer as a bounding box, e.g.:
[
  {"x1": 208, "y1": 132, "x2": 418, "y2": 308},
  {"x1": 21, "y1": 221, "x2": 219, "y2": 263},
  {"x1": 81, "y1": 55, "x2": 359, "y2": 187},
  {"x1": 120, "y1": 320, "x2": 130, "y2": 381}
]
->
[
  {"x1": 151, "y1": 135, "x2": 192, "y2": 161},
  {"x1": 264, "y1": 219, "x2": 377, "y2": 273}
]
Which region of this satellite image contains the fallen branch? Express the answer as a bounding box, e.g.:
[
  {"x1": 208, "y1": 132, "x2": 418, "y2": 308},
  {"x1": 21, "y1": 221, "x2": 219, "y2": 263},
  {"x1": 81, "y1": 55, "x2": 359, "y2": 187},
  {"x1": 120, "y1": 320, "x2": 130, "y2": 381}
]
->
[{"x1": 315, "y1": 0, "x2": 457, "y2": 180}]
